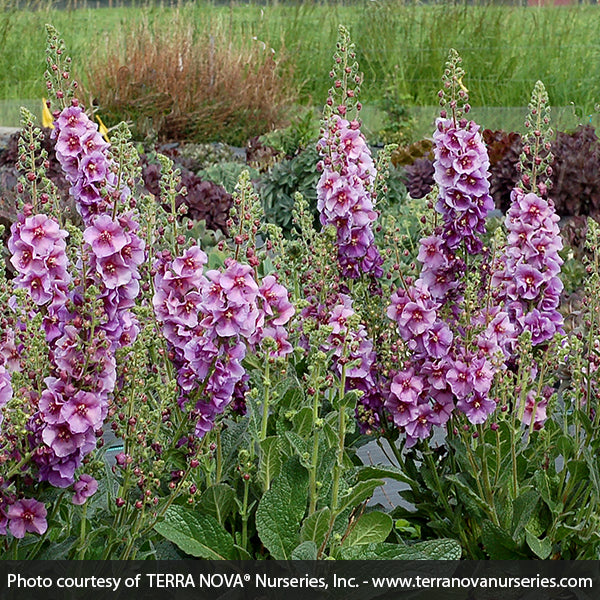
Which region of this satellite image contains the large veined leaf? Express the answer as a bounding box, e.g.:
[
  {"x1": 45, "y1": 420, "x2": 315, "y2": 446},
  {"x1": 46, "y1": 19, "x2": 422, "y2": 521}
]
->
[
  {"x1": 198, "y1": 484, "x2": 236, "y2": 525},
  {"x1": 258, "y1": 436, "x2": 282, "y2": 491},
  {"x1": 255, "y1": 458, "x2": 308, "y2": 559},
  {"x1": 356, "y1": 465, "x2": 413, "y2": 485},
  {"x1": 342, "y1": 511, "x2": 393, "y2": 547},
  {"x1": 154, "y1": 506, "x2": 234, "y2": 559},
  {"x1": 291, "y1": 541, "x2": 319, "y2": 560},
  {"x1": 340, "y1": 539, "x2": 461, "y2": 560},
  {"x1": 301, "y1": 508, "x2": 332, "y2": 547},
  {"x1": 525, "y1": 530, "x2": 552, "y2": 559},
  {"x1": 337, "y1": 480, "x2": 384, "y2": 513}
]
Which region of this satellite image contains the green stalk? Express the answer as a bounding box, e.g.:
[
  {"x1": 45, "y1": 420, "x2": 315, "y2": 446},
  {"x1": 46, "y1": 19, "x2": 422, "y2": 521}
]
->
[
  {"x1": 308, "y1": 365, "x2": 323, "y2": 515},
  {"x1": 77, "y1": 503, "x2": 88, "y2": 559},
  {"x1": 422, "y1": 449, "x2": 472, "y2": 555},
  {"x1": 215, "y1": 426, "x2": 223, "y2": 485},
  {"x1": 241, "y1": 477, "x2": 250, "y2": 551},
  {"x1": 477, "y1": 423, "x2": 500, "y2": 526},
  {"x1": 331, "y1": 361, "x2": 348, "y2": 513},
  {"x1": 260, "y1": 358, "x2": 271, "y2": 442}
]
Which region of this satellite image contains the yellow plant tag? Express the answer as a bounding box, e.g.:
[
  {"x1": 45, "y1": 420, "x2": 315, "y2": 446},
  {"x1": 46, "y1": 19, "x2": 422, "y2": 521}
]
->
[{"x1": 42, "y1": 98, "x2": 54, "y2": 129}]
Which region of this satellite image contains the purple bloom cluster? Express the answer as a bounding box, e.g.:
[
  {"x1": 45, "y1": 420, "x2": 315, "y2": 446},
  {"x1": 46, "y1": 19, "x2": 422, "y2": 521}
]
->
[
  {"x1": 385, "y1": 116, "x2": 514, "y2": 445},
  {"x1": 5, "y1": 211, "x2": 107, "y2": 489},
  {"x1": 317, "y1": 116, "x2": 383, "y2": 278},
  {"x1": 83, "y1": 212, "x2": 145, "y2": 350},
  {"x1": 1, "y1": 101, "x2": 146, "y2": 521},
  {"x1": 492, "y1": 188, "x2": 564, "y2": 346},
  {"x1": 154, "y1": 248, "x2": 294, "y2": 437},
  {"x1": 387, "y1": 282, "x2": 512, "y2": 445},
  {"x1": 53, "y1": 102, "x2": 121, "y2": 223},
  {"x1": 433, "y1": 118, "x2": 495, "y2": 256},
  {"x1": 301, "y1": 294, "x2": 383, "y2": 432},
  {"x1": 8, "y1": 210, "x2": 71, "y2": 339},
  {"x1": 0, "y1": 364, "x2": 12, "y2": 428},
  {"x1": 54, "y1": 101, "x2": 145, "y2": 351}
]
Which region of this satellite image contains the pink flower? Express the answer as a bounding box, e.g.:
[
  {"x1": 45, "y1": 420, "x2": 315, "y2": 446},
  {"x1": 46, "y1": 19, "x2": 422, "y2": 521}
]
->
[
  {"x1": 397, "y1": 300, "x2": 437, "y2": 337},
  {"x1": 18, "y1": 214, "x2": 66, "y2": 257},
  {"x1": 404, "y1": 403, "x2": 435, "y2": 441},
  {"x1": 389, "y1": 369, "x2": 424, "y2": 404},
  {"x1": 42, "y1": 423, "x2": 87, "y2": 458},
  {"x1": 457, "y1": 393, "x2": 496, "y2": 424},
  {"x1": 7, "y1": 499, "x2": 48, "y2": 538},
  {"x1": 447, "y1": 359, "x2": 473, "y2": 399},
  {"x1": 72, "y1": 474, "x2": 98, "y2": 505},
  {"x1": 79, "y1": 152, "x2": 108, "y2": 184},
  {"x1": 218, "y1": 262, "x2": 259, "y2": 306},
  {"x1": 60, "y1": 391, "x2": 103, "y2": 434},
  {"x1": 0, "y1": 366, "x2": 12, "y2": 427},
  {"x1": 259, "y1": 275, "x2": 295, "y2": 325},
  {"x1": 83, "y1": 216, "x2": 128, "y2": 257}
]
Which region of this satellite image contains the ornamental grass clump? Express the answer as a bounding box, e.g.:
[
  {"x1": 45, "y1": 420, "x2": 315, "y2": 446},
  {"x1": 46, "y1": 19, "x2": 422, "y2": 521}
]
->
[{"x1": 83, "y1": 15, "x2": 293, "y2": 146}]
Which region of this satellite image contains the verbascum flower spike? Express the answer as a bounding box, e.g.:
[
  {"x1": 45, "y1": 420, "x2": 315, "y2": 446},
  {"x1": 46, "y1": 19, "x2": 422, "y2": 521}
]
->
[
  {"x1": 493, "y1": 81, "x2": 564, "y2": 348},
  {"x1": 387, "y1": 50, "x2": 501, "y2": 446},
  {"x1": 316, "y1": 26, "x2": 383, "y2": 279}
]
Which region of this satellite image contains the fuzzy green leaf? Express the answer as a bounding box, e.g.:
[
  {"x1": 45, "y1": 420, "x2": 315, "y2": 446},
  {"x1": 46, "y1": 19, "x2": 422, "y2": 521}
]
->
[
  {"x1": 198, "y1": 484, "x2": 236, "y2": 525},
  {"x1": 154, "y1": 506, "x2": 234, "y2": 559},
  {"x1": 285, "y1": 431, "x2": 309, "y2": 459},
  {"x1": 356, "y1": 465, "x2": 413, "y2": 485},
  {"x1": 340, "y1": 539, "x2": 461, "y2": 560},
  {"x1": 291, "y1": 541, "x2": 319, "y2": 560},
  {"x1": 481, "y1": 520, "x2": 525, "y2": 559},
  {"x1": 525, "y1": 530, "x2": 552, "y2": 559},
  {"x1": 337, "y1": 480, "x2": 384, "y2": 513},
  {"x1": 301, "y1": 507, "x2": 332, "y2": 546},
  {"x1": 511, "y1": 489, "x2": 539, "y2": 538},
  {"x1": 292, "y1": 406, "x2": 315, "y2": 439},
  {"x1": 258, "y1": 436, "x2": 282, "y2": 491},
  {"x1": 255, "y1": 458, "x2": 308, "y2": 559},
  {"x1": 343, "y1": 511, "x2": 393, "y2": 547}
]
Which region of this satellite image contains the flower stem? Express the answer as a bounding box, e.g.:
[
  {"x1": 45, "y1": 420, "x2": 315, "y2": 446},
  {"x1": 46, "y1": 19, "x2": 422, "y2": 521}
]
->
[
  {"x1": 215, "y1": 426, "x2": 223, "y2": 485},
  {"x1": 260, "y1": 358, "x2": 271, "y2": 443},
  {"x1": 331, "y1": 362, "x2": 348, "y2": 513},
  {"x1": 77, "y1": 502, "x2": 88, "y2": 559},
  {"x1": 241, "y1": 477, "x2": 250, "y2": 551}
]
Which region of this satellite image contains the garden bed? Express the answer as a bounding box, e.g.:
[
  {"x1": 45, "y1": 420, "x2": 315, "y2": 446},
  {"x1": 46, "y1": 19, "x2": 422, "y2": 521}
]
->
[{"x1": 0, "y1": 22, "x2": 599, "y2": 563}]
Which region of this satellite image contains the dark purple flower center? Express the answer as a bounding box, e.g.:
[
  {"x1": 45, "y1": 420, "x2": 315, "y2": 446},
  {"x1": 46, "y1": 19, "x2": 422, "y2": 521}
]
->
[{"x1": 99, "y1": 230, "x2": 112, "y2": 244}]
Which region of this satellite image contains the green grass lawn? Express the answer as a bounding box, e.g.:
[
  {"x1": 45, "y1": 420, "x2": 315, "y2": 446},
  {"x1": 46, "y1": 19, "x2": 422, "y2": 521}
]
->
[{"x1": 1, "y1": 1, "x2": 600, "y2": 123}]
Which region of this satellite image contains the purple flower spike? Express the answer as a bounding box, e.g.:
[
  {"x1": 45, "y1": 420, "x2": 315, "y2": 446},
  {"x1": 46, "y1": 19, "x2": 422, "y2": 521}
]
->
[
  {"x1": 154, "y1": 247, "x2": 294, "y2": 438},
  {"x1": 317, "y1": 115, "x2": 383, "y2": 278},
  {"x1": 0, "y1": 366, "x2": 12, "y2": 427},
  {"x1": 494, "y1": 188, "x2": 564, "y2": 345}
]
